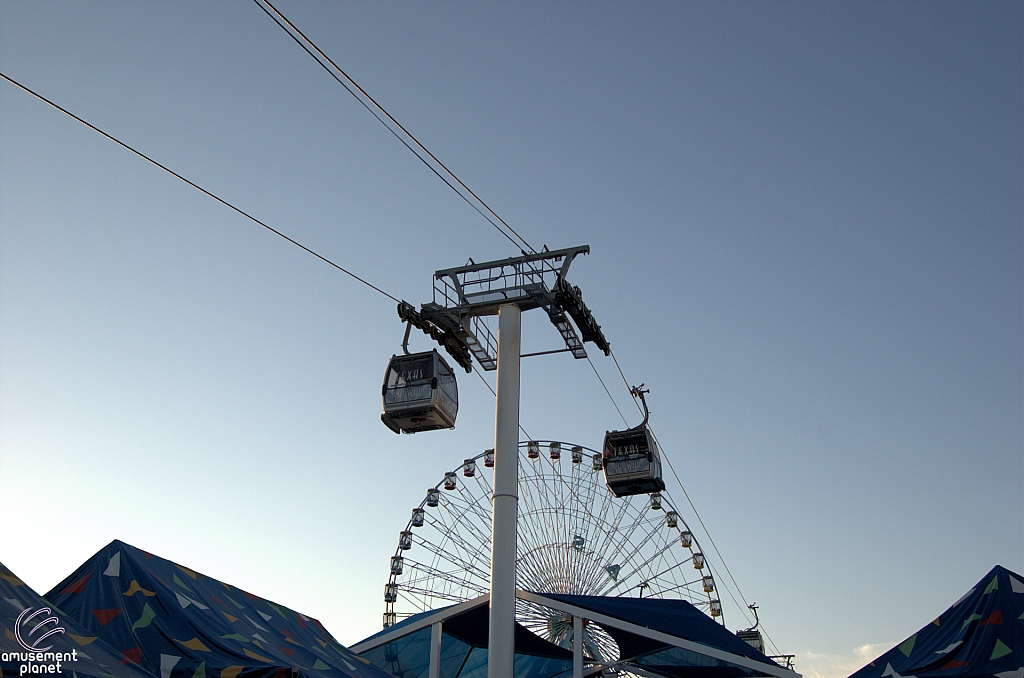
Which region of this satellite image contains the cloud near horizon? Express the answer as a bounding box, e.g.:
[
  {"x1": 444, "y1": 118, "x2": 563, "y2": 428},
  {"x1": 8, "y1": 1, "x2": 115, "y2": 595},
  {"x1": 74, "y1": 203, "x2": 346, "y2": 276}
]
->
[{"x1": 795, "y1": 643, "x2": 894, "y2": 678}]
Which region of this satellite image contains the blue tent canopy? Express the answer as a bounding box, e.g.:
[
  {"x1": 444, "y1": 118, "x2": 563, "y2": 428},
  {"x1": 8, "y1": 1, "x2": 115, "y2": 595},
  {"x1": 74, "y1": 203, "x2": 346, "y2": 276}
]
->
[
  {"x1": 849, "y1": 565, "x2": 1024, "y2": 678},
  {"x1": 0, "y1": 560, "x2": 157, "y2": 678},
  {"x1": 45, "y1": 540, "x2": 394, "y2": 678}
]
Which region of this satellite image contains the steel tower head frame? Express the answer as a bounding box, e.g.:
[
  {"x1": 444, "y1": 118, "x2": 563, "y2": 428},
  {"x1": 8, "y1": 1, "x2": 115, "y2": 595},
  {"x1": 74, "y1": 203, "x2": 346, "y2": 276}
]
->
[{"x1": 395, "y1": 245, "x2": 610, "y2": 373}]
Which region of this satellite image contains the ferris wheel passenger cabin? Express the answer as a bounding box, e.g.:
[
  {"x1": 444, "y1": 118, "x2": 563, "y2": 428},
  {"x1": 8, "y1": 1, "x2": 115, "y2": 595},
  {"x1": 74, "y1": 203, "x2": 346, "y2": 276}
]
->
[
  {"x1": 381, "y1": 349, "x2": 459, "y2": 434},
  {"x1": 602, "y1": 386, "x2": 666, "y2": 497}
]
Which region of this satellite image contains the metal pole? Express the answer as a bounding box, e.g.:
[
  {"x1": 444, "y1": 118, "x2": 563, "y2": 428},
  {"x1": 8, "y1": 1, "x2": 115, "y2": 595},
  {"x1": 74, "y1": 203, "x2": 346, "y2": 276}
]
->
[
  {"x1": 488, "y1": 303, "x2": 521, "y2": 678},
  {"x1": 573, "y1": 616, "x2": 583, "y2": 678},
  {"x1": 429, "y1": 621, "x2": 442, "y2": 678}
]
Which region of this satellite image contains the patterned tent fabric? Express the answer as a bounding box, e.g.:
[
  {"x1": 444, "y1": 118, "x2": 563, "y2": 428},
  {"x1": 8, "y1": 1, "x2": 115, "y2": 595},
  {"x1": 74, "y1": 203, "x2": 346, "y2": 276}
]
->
[
  {"x1": 0, "y1": 560, "x2": 158, "y2": 678},
  {"x1": 45, "y1": 541, "x2": 394, "y2": 678},
  {"x1": 849, "y1": 565, "x2": 1024, "y2": 678}
]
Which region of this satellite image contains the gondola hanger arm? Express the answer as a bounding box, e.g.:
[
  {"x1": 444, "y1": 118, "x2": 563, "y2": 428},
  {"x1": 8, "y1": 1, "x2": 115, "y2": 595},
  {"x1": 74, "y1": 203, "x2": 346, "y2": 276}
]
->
[
  {"x1": 401, "y1": 321, "x2": 412, "y2": 355},
  {"x1": 629, "y1": 384, "x2": 651, "y2": 430}
]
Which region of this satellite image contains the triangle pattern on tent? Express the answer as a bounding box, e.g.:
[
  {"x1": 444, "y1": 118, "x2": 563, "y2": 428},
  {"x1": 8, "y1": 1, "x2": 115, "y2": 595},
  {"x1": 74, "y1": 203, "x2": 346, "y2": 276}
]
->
[
  {"x1": 961, "y1": 613, "x2": 982, "y2": 630},
  {"x1": 104, "y1": 553, "x2": 121, "y2": 577},
  {"x1": 850, "y1": 566, "x2": 1024, "y2": 678},
  {"x1": 992, "y1": 640, "x2": 1013, "y2": 661},
  {"x1": 45, "y1": 540, "x2": 394, "y2": 678},
  {"x1": 160, "y1": 654, "x2": 181, "y2": 678},
  {"x1": 0, "y1": 560, "x2": 157, "y2": 678},
  {"x1": 92, "y1": 609, "x2": 123, "y2": 626},
  {"x1": 980, "y1": 609, "x2": 1003, "y2": 626}
]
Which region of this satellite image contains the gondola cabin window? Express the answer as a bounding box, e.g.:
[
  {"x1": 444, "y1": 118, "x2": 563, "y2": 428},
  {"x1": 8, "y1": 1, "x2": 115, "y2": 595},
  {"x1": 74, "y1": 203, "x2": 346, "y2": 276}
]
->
[{"x1": 384, "y1": 357, "x2": 433, "y2": 405}]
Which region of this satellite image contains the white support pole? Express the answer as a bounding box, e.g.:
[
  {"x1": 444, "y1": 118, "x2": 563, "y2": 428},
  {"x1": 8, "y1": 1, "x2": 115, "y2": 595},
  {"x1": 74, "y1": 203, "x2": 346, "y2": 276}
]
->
[
  {"x1": 573, "y1": 616, "x2": 583, "y2": 678},
  {"x1": 488, "y1": 303, "x2": 521, "y2": 678},
  {"x1": 429, "y1": 621, "x2": 442, "y2": 678}
]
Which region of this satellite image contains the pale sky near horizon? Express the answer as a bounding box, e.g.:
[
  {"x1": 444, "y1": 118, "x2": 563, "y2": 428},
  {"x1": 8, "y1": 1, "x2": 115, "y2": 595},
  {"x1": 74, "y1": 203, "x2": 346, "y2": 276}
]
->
[{"x1": 1, "y1": 3, "x2": 1021, "y2": 678}]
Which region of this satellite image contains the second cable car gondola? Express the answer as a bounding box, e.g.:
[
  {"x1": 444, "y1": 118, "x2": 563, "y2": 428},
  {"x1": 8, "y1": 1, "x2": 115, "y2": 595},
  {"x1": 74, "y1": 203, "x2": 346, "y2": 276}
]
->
[
  {"x1": 381, "y1": 348, "x2": 459, "y2": 434},
  {"x1": 602, "y1": 385, "x2": 666, "y2": 497}
]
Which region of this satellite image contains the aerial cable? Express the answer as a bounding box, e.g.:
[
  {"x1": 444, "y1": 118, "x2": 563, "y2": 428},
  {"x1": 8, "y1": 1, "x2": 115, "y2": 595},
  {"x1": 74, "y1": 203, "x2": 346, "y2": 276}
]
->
[
  {"x1": 588, "y1": 356, "x2": 629, "y2": 428},
  {"x1": 663, "y1": 445, "x2": 760, "y2": 635},
  {"x1": 0, "y1": 71, "x2": 402, "y2": 305},
  {"x1": 2, "y1": 70, "x2": 508, "y2": 407},
  {"x1": 602, "y1": 345, "x2": 763, "y2": 632},
  {"x1": 253, "y1": 0, "x2": 536, "y2": 256},
  {"x1": 660, "y1": 442, "x2": 761, "y2": 630},
  {"x1": 659, "y1": 433, "x2": 759, "y2": 628}
]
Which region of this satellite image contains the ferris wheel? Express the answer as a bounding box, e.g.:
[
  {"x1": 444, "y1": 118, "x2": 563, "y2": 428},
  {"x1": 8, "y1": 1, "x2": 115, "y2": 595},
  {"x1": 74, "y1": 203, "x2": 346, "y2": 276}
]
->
[{"x1": 382, "y1": 439, "x2": 724, "y2": 663}]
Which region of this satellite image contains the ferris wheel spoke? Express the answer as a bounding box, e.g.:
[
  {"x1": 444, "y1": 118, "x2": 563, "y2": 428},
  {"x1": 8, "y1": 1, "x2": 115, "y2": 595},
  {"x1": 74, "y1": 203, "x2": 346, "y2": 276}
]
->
[
  {"x1": 519, "y1": 470, "x2": 559, "y2": 555},
  {"x1": 591, "y1": 542, "x2": 658, "y2": 596},
  {"x1": 517, "y1": 541, "x2": 564, "y2": 592},
  {"x1": 403, "y1": 557, "x2": 489, "y2": 587},
  {"x1": 444, "y1": 484, "x2": 494, "y2": 538},
  {"x1": 434, "y1": 495, "x2": 493, "y2": 561},
  {"x1": 586, "y1": 490, "x2": 636, "y2": 571},
  {"x1": 536, "y1": 462, "x2": 569, "y2": 553},
  {"x1": 602, "y1": 523, "x2": 675, "y2": 590},
  {"x1": 471, "y1": 473, "x2": 495, "y2": 510},
  {"x1": 444, "y1": 488, "x2": 490, "y2": 525},
  {"x1": 574, "y1": 499, "x2": 621, "y2": 565},
  {"x1": 411, "y1": 530, "x2": 489, "y2": 581},
  {"x1": 608, "y1": 505, "x2": 658, "y2": 557},
  {"x1": 563, "y1": 493, "x2": 622, "y2": 594},
  {"x1": 622, "y1": 520, "x2": 672, "y2": 567},
  {"x1": 455, "y1": 480, "x2": 494, "y2": 528},
  {"x1": 546, "y1": 511, "x2": 581, "y2": 591},
  {"x1": 402, "y1": 561, "x2": 489, "y2": 597},
  {"x1": 577, "y1": 520, "x2": 629, "y2": 591},
  {"x1": 595, "y1": 519, "x2": 660, "y2": 589},
  {"x1": 596, "y1": 536, "x2": 676, "y2": 597},
  {"x1": 434, "y1": 499, "x2": 492, "y2": 557},
  {"x1": 398, "y1": 584, "x2": 477, "y2": 605},
  {"x1": 421, "y1": 521, "x2": 487, "y2": 583},
  {"x1": 518, "y1": 523, "x2": 563, "y2": 588},
  {"x1": 644, "y1": 575, "x2": 706, "y2": 600}
]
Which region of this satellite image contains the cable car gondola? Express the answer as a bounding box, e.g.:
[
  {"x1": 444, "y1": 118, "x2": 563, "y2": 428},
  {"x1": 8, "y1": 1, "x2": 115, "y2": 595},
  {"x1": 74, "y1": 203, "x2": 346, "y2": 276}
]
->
[
  {"x1": 602, "y1": 385, "x2": 666, "y2": 497},
  {"x1": 381, "y1": 341, "x2": 459, "y2": 434}
]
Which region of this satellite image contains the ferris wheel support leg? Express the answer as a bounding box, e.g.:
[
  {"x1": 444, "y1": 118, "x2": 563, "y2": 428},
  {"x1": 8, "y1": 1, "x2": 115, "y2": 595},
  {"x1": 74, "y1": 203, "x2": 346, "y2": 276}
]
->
[{"x1": 489, "y1": 303, "x2": 521, "y2": 678}]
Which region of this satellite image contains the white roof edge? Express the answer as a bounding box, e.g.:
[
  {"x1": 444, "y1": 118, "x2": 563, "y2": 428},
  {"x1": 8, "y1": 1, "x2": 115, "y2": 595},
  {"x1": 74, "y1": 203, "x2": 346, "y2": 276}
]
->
[
  {"x1": 516, "y1": 591, "x2": 802, "y2": 678},
  {"x1": 350, "y1": 594, "x2": 490, "y2": 654}
]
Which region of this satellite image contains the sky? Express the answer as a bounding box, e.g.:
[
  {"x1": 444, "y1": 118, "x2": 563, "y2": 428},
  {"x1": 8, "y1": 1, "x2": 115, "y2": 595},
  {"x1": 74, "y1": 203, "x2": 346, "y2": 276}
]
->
[{"x1": 1, "y1": 2, "x2": 1021, "y2": 678}]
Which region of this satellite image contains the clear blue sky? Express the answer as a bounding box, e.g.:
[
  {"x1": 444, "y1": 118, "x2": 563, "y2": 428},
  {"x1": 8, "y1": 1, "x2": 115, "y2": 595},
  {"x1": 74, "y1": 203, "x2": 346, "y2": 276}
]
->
[{"x1": 1, "y1": 3, "x2": 1020, "y2": 678}]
